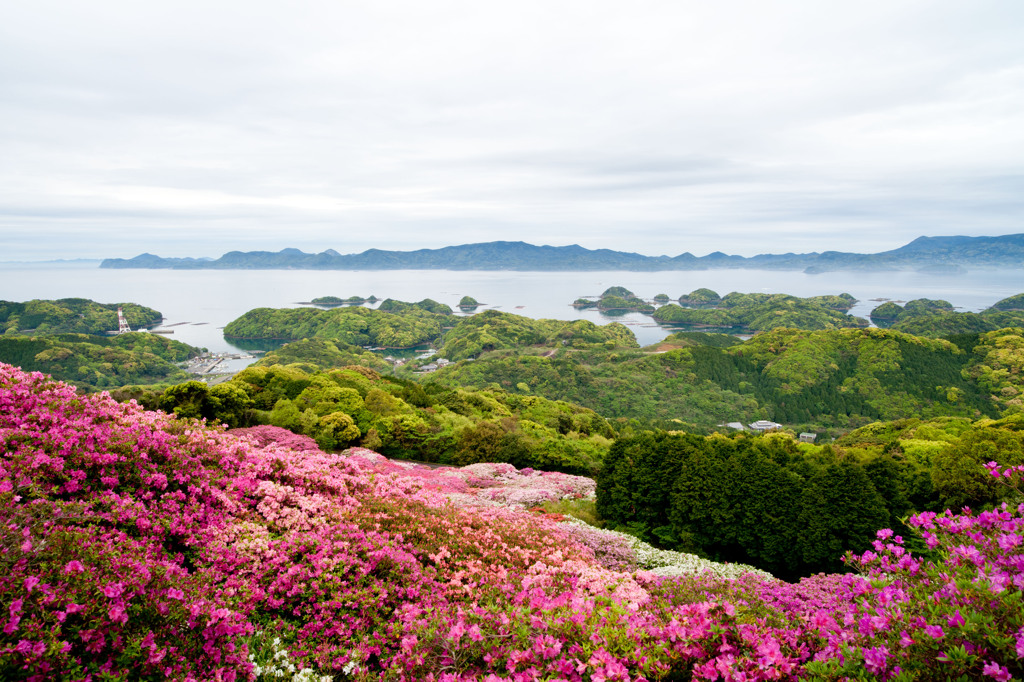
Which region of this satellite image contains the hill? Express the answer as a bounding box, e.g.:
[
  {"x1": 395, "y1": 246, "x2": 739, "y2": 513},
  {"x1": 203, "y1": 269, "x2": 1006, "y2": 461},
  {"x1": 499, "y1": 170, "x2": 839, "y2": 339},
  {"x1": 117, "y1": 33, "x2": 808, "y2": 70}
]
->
[
  {"x1": 429, "y1": 327, "x2": 1004, "y2": 431},
  {"x1": 0, "y1": 298, "x2": 162, "y2": 335},
  {"x1": 0, "y1": 298, "x2": 202, "y2": 390},
  {"x1": 100, "y1": 233, "x2": 1024, "y2": 272}
]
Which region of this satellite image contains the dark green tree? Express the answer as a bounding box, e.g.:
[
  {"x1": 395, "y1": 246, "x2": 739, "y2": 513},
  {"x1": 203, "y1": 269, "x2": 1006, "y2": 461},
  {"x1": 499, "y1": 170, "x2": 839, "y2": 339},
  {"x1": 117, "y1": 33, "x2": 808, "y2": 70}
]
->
[{"x1": 797, "y1": 460, "x2": 889, "y2": 574}]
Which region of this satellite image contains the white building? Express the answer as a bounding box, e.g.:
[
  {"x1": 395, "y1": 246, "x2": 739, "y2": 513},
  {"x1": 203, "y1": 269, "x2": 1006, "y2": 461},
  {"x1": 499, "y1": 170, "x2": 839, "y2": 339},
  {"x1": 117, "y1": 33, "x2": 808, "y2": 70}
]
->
[{"x1": 748, "y1": 420, "x2": 782, "y2": 432}]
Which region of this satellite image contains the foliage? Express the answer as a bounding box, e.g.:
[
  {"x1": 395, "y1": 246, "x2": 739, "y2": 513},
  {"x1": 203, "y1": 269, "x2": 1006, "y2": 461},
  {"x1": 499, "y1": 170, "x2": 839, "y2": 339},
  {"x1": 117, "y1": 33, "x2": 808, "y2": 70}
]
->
[
  {"x1": 597, "y1": 431, "x2": 896, "y2": 579},
  {"x1": 963, "y1": 328, "x2": 1024, "y2": 416},
  {"x1": 376, "y1": 298, "x2": 453, "y2": 315},
  {"x1": 157, "y1": 362, "x2": 615, "y2": 475},
  {"x1": 869, "y1": 301, "x2": 904, "y2": 327},
  {"x1": 653, "y1": 292, "x2": 866, "y2": 332},
  {"x1": 438, "y1": 309, "x2": 637, "y2": 361},
  {"x1": 869, "y1": 294, "x2": 1024, "y2": 337},
  {"x1": 254, "y1": 337, "x2": 392, "y2": 373},
  {"x1": 645, "y1": 331, "x2": 743, "y2": 350},
  {"x1": 803, "y1": 465, "x2": 1024, "y2": 681},
  {"x1": 571, "y1": 286, "x2": 658, "y2": 313},
  {"x1": 457, "y1": 296, "x2": 479, "y2": 307},
  {"x1": 678, "y1": 288, "x2": 722, "y2": 305},
  {"x1": 434, "y1": 327, "x2": 998, "y2": 431},
  {"x1": 310, "y1": 295, "x2": 345, "y2": 305},
  {"x1": 0, "y1": 333, "x2": 201, "y2": 390},
  {"x1": 992, "y1": 293, "x2": 1024, "y2": 311},
  {"x1": 223, "y1": 304, "x2": 444, "y2": 348},
  {"x1": 159, "y1": 380, "x2": 256, "y2": 428},
  {"x1": 805, "y1": 293, "x2": 858, "y2": 311},
  {"x1": 0, "y1": 298, "x2": 162, "y2": 336}
]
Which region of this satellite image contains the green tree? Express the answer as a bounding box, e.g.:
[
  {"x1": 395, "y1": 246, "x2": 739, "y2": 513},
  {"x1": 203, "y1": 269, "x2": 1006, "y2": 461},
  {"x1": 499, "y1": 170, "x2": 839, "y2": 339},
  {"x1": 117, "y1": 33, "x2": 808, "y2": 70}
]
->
[
  {"x1": 453, "y1": 421, "x2": 506, "y2": 466},
  {"x1": 315, "y1": 411, "x2": 361, "y2": 451},
  {"x1": 269, "y1": 398, "x2": 302, "y2": 431},
  {"x1": 797, "y1": 460, "x2": 889, "y2": 574},
  {"x1": 208, "y1": 383, "x2": 255, "y2": 428},
  {"x1": 159, "y1": 381, "x2": 211, "y2": 421}
]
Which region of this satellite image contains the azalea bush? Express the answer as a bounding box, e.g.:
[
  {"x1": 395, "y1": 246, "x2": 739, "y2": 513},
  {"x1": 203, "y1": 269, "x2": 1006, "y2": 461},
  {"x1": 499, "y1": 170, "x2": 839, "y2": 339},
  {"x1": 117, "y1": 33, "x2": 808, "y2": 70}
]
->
[
  {"x1": 803, "y1": 462, "x2": 1024, "y2": 681},
  {"x1": 2, "y1": 363, "x2": 1023, "y2": 681}
]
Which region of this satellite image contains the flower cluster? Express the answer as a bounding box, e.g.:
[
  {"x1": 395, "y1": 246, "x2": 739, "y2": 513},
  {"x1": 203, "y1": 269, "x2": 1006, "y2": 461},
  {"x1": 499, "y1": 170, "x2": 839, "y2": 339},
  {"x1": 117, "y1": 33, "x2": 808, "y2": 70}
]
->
[
  {"x1": 802, "y1": 467, "x2": 1024, "y2": 680},
  {"x1": 3, "y1": 363, "x2": 1024, "y2": 681}
]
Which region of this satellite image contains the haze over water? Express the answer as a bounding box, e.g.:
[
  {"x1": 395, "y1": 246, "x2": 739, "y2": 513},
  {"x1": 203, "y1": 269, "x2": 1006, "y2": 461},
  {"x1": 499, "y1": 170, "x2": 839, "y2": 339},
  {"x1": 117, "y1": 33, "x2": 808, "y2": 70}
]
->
[{"x1": 3, "y1": 263, "x2": 1022, "y2": 356}]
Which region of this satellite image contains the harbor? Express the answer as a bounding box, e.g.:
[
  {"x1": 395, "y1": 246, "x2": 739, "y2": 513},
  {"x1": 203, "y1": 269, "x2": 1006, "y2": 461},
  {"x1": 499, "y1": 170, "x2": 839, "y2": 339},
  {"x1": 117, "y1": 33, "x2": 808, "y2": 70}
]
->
[{"x1": 185, "y1": 351, "x2": 261, "y2": 381}]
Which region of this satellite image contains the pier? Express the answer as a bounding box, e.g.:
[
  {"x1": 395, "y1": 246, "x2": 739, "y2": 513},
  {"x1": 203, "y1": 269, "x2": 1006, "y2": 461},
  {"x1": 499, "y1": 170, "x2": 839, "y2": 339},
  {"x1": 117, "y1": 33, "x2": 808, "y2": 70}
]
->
[{"x1": 186, "y1": 352, "x2": 257, "y2": 376}]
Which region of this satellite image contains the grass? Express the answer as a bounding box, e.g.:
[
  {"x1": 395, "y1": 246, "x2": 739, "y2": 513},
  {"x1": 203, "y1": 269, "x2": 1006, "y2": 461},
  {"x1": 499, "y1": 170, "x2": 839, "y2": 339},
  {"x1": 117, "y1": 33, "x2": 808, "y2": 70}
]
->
[{"x1": 540, "y1": 497, "x2": 604, "y2": 528}]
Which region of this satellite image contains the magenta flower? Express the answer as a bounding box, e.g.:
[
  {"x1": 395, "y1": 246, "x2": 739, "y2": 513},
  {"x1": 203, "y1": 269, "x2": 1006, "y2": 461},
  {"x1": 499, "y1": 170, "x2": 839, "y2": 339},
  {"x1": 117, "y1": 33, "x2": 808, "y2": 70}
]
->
[
  {"x1": 108, "y1": 603, "x2": 128, "y2": 624},
  {"x1": 983, "y1": 661, "x2": 1013, "y2": 681},
  {"x1": 862, "y1": 646, "x2": 889, "y2": 674},
  {"x1": 3, "y1": 363, "x2": 1024, "y2": 681},
  {"x1": 100, "y1": 582, "x2": 125, "y2": 599}
]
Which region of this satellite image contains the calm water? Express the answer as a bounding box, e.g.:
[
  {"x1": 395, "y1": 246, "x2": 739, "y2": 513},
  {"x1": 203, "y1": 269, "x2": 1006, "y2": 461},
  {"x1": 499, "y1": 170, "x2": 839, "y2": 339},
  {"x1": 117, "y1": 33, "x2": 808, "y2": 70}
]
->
[{"x1": 2, "y1": 264, "x2": 1023, "y2": 365}]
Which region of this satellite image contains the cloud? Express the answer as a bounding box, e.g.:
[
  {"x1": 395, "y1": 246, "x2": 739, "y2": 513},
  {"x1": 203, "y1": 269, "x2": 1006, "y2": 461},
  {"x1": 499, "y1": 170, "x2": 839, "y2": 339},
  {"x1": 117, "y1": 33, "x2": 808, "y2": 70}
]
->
[{"x1": 1, "y1": 0, "x2": 1022, "y2": 260}]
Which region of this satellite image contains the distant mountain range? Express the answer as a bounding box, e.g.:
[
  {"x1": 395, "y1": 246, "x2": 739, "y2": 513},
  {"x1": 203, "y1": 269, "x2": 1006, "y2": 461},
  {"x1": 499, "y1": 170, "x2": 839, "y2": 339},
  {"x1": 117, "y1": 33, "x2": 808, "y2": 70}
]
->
[{"x1": 99, "y1": 234, "x2": 1024, "y2": 272}]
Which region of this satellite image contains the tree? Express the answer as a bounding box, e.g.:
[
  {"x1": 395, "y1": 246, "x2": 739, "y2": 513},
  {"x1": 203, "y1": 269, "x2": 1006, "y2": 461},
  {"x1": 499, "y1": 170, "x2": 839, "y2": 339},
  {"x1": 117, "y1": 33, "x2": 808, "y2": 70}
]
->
[
  {"x1": 315, "y1": 411, "x2": 361, "y2": 451},
  {"x1": 797, "y1": 460, "x2": 889, "y2": 574},
  {"x1": 208, "y1": 383, "x2": 255, "y2": 428},
  {"x1": 269, "y1": 398, "x2": 302, "y2": 431},
  {"x1": 453, "y1": 421, "x2": 506, "y2": 466},
  {"x1": 159, "y1": 381, "x2": 211, "y2": 421}
]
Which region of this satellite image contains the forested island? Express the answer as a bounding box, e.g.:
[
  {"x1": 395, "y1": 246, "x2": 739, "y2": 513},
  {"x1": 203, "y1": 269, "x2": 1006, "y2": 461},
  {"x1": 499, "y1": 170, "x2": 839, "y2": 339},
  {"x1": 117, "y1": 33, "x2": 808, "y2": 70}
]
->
[
  {"x1": 0, "y1": 298, "x2": 203, "y2": 389},
  {"x1": 3, "y1": 291, "x2": 1024, "y2": 679},
  {"x1": 574, "y1": 287, "x2": 863, "y2": 332}
]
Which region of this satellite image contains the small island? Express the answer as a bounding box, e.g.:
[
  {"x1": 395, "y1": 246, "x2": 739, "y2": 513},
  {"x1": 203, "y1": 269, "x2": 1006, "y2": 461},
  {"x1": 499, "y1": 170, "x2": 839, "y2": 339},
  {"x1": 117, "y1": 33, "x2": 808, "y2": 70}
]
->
[
  {"x1": 572, "y1": 286, "x2": 656, "y2": 313},
  {"x1": 572, "y1": 287, "x2": 866, "y2": 333},
  {"x1": 308, "y1": 295, "x2": 380, "y2": 307}
]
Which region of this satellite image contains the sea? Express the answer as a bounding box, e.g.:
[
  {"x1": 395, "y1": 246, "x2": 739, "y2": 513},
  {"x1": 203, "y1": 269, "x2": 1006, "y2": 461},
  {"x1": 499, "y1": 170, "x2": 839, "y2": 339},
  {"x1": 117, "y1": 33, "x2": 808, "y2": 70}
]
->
[{"x1": 2, "y1": 263, "x2": 1023, "y2": 372}]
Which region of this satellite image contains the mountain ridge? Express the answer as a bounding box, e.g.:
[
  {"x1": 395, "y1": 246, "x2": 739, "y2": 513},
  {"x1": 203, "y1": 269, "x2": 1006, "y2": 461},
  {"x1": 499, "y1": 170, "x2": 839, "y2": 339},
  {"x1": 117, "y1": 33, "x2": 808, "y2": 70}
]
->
[{"x1": 99, "y1": 234, "x2": 1024, "y2": 272}]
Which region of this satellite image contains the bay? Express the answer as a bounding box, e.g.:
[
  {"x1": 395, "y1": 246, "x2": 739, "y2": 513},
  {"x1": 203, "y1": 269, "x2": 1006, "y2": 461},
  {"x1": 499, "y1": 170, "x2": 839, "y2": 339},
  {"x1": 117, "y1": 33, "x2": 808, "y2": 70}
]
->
[{"x1": 2, "y1": 264, "x2": 1023, "y2": 370}]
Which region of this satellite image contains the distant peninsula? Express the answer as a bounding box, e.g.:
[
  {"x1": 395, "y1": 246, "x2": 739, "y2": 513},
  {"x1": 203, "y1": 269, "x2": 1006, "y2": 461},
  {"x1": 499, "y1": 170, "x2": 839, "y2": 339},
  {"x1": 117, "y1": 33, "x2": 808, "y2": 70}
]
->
[{"x1": 99, "y1": 234, "x2": 1024, "y2": 273}]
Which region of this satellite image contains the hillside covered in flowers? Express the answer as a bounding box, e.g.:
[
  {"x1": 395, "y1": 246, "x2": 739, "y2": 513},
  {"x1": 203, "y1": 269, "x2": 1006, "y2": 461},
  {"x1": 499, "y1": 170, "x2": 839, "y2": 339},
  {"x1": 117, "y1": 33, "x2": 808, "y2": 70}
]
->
[{"x1": 2, "y1": 363, "x2": 1023, "y2": 681}]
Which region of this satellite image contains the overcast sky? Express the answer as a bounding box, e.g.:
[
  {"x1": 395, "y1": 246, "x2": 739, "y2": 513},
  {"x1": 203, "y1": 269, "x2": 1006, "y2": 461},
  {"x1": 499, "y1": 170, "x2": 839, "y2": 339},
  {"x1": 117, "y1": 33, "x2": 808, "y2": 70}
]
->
[{"x1": 2, "y1": 0, "x2": 1022, "y2": 261}]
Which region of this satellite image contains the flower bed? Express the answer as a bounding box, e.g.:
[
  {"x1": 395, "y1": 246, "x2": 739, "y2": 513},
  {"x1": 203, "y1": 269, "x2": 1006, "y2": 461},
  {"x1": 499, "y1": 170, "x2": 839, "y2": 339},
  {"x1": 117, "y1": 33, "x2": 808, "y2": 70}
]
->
[{"x1": 2, "y1": 364, "x2": 1022, "y2": 681}]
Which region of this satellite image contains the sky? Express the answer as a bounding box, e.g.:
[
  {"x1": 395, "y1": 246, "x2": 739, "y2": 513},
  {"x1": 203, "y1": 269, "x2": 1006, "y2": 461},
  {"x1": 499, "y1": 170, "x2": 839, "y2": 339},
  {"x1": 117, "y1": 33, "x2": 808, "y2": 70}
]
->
[{"x1": 1, "y1": 0, "x2": 1023, "y2": 261}]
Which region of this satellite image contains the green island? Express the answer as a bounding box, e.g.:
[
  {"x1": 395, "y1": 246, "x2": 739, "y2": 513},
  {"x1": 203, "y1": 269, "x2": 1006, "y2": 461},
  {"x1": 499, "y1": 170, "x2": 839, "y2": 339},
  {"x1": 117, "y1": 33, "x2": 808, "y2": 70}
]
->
[
  {"x1": 651, "y1": 290, "x2": 862, "y2": 332},
  {"x1": 1, "y1": 298, "x2": 163, "y2": 335},
  {"x1": 570, "y1": 287, "x2": 865, "y2": 332},
  {"x1": 308, "y1": 294, "x2": 380, "y2": 306},
  {"x1": 223, "y1": 300, "x2": 450, "y2": 348},
  {"x1": 868, "y1": 296, "x2": 1024, "y2": 336},
  {"x1": 0, "y1": 298, "x2": 203, "y2": 390},
  {"x1": 573, "y1": 286, "x2": 656, "y2": 313}
]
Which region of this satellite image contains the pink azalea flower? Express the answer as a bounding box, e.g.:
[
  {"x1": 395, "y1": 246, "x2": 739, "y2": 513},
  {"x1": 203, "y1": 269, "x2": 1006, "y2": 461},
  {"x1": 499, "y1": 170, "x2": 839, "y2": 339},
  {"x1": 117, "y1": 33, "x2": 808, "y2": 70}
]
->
[
  {"x1": 983, "y1": 661, "x2": 1012, "y2": 681},
  {"x1": 101, "y1": 582, "x2": 125, "y2": 599},
  {"x1": 862, "y1": 646, "x2": 889, "y2": 674}
]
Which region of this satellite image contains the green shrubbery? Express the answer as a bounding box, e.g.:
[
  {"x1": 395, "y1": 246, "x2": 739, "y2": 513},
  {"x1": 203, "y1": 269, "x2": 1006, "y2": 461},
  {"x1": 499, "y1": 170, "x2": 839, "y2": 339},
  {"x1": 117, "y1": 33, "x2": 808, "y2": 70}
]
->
[{"x1": 597, "y1": 417, "x2": 1024, "y2": 579}]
